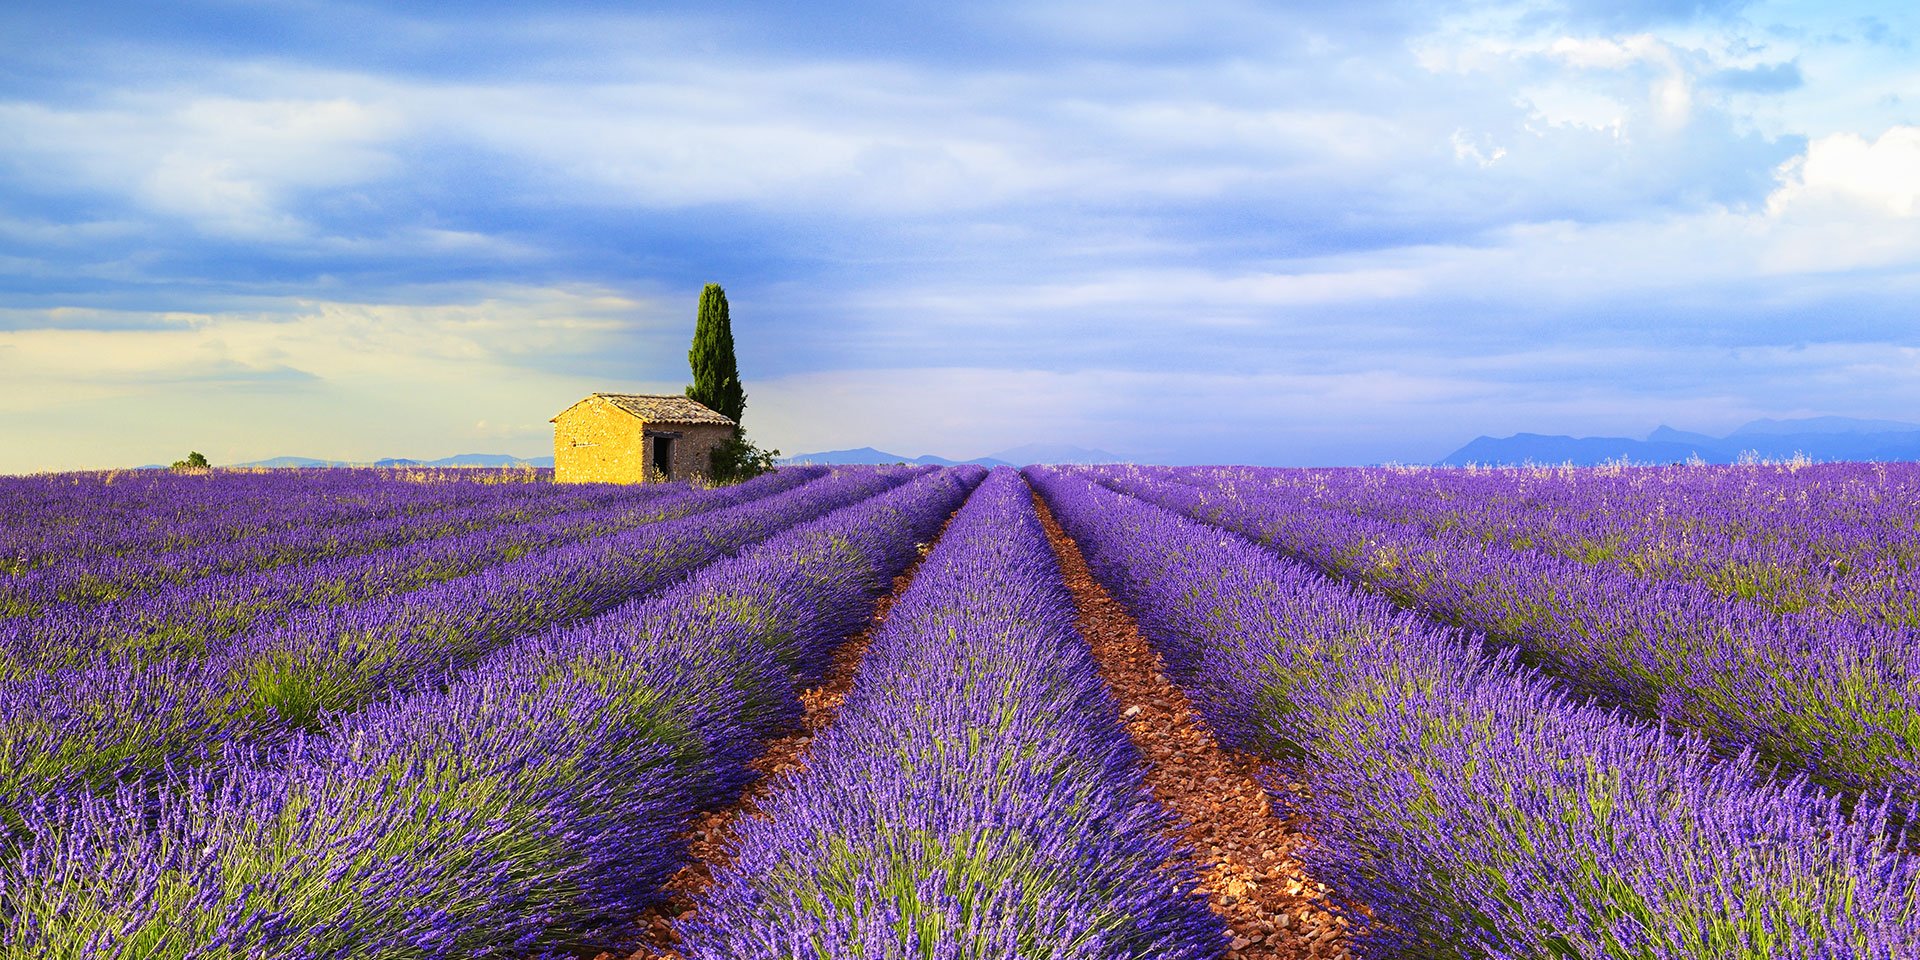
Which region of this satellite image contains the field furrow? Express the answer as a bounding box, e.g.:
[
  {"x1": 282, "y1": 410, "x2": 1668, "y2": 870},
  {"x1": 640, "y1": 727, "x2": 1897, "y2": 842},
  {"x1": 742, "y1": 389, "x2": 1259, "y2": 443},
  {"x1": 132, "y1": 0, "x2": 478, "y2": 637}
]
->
[
  {"x1": 672, "y1": 469, "x2": 1226, "y2": 958},
  {"x1": 1, "y1": 469, "x2": 572, "y2": 570},
  {"x1": 1034, "y1": 490, "x2": 1359, "y2": 960},
  {"x1": 1093, "y1": 466, "x2": 1920, "y2": 801},
  {"x1": 0, "y1": 467, "x2": 985, "y2": 957},
  {"x1": 5, "y1": 459, "x2": 1916, "y2": 957},
  {"x1": 0, "y1": 466, "x2": 828, "y2": 675},
  {"x1": 622, "y1": 483, "x2": 961, "y2": 959},
  {"x1": 1164, "y1": 463, "x2": 1920, "y2": 626},
  {"x1": 0, "y1": 467, "x2": 911, "y2": 823},
  {"x1": 0, "y1": 474, "x2": 694, "y2": 612},
  {"x1": 1031, "y1": 465, "x2": 1919, "y2": 958}
]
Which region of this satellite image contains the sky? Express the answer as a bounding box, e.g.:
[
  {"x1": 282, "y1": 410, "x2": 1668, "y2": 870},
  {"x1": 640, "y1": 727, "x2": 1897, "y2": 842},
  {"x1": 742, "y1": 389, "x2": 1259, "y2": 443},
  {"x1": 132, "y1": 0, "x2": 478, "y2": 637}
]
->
[{"x1": 2, "y1": 0, "x2": 1918, "y2": 470}]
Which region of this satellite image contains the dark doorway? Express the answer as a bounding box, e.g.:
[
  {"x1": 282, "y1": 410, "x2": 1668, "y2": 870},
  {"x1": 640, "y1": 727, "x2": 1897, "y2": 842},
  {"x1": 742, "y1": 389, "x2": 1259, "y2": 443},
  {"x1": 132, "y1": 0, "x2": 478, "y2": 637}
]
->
[{"x1": 650, "y1": 436, "x2": 673, "y2": 479}]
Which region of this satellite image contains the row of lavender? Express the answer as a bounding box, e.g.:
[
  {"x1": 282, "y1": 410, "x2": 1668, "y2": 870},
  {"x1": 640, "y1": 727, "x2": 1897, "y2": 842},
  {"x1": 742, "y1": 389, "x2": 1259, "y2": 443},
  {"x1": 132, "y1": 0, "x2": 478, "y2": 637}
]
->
[
  {"x1": 0, "y1": 472, "x2": 690, "y2": 613},
  {"x1": 0, "y1": 466, "x2": 826, "y2": 677},
  {"x1": 677, "y1": 469, "x2": 1225, "y2": 958},
  {"x1": 0, "y1": 467, "x2": 569, "y2": 572},
  {"x1": 1164, "y1": 462, "x2": 1920, "y2": 625},
  {"x1": 1096, "y1": 465, "x2": 1920, "y2": 802},
  {"x1": 0, "y1": 466, "x2": 911, "y2": 828},
  {"x1": 1032, "y1": 467, "x2": 1920, "y2": 958},
  {"x1": 1, "y1": 467, "x2": 984, "y2": 957}
]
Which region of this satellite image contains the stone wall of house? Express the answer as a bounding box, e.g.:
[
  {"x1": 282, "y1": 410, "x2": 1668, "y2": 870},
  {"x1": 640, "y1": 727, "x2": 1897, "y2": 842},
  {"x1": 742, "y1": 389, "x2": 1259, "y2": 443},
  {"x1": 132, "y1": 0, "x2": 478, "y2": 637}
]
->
[
  {"x1": 665, "y1": 423, "x2": 732, "y2": 483},
  {"x1": 553, "y1": 396, "x2": 648, "y2": 483},
  {"x1": 552, "y1": 396, "x2": 732, "y2": 484}
]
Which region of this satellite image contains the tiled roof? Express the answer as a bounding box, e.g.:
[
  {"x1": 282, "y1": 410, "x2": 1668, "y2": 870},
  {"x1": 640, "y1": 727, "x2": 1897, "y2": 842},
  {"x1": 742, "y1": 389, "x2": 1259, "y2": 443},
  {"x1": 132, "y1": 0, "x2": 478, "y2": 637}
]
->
[{"x1": 556, "y1": 393, "x2": 735, "y2": 426}]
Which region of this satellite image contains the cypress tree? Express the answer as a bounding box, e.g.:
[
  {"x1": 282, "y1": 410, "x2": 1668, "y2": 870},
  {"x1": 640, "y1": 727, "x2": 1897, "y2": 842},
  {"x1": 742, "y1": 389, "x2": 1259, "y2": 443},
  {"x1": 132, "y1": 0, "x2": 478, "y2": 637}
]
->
[{"x1": 685, "y1": 283, "x2": 746, "y2": 425}]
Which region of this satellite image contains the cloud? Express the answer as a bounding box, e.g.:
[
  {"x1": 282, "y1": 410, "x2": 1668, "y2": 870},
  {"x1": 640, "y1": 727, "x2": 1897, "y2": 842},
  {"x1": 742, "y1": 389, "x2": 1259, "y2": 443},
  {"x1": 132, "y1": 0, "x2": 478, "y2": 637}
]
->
[
  {"x1": 1705, "y1": 60, "x2": 1803, "y2": 93},
  {"x1": 1544, "y1": 0, "x2": 1756, "y2": 31},
  {"x1": 0, "y1": 284, "x2": 699, "y2": 469},
  {"x1": 746, "y1": 335, "x2": 1920, "y2": 466},
  {"x1": 2, "y1": 0, "x2": 1810, "y2": 262},
  {"x1": 1769, "y1": 125, "x2": 1920, "y2": 218},
  {"x1": 0, "y1": 94, "x2": 403, "y2": 240},
  {"x1": 1549, "y1": 34, "x2": 1694, "y2": 127},
  {"x1": 1743, "y1": 124, "x2": 1920, "y2": 273},
  {"x1": 1408, "y1": 26, "x2": 1802, "y2": 233},
  {"x1": 1, "y1": 1, "x2": 1917, "y2": 470}
]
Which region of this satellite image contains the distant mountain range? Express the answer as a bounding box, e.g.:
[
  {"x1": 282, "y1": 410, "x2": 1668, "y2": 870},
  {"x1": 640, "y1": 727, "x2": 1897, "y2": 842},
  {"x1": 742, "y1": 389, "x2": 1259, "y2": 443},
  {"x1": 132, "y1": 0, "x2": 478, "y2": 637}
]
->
[
  {"x1": 1441, "y1": 417, "x2": 1920, "y2": 466},
  {"x1": 781, "y1": 442, "x2": 1122, "y2": 467},
  {"x1": 777, "y1": 447, "x2": 1013, "y2": 468},
  {"x1": 148, "y1": 421, "x2": 1920, "y2": 473}
]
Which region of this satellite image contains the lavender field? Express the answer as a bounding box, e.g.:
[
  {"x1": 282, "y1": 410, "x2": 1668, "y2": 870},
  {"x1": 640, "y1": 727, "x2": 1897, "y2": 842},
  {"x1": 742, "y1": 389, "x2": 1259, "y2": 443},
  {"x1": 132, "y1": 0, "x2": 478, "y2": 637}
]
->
[{"x1": 0, "y1": 462, "x2": 1915, "y2": 959}]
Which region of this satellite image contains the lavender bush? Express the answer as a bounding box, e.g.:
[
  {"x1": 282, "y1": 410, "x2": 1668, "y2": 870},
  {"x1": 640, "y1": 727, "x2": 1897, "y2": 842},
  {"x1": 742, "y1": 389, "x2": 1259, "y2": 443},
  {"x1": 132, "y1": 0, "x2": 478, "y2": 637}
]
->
[
  {"x1": 0, "y1": 466, "x2": 914, "y2": 827},
  {"x1": 677, "y1": 469, "x2": 1225, "y2": 959},
  {"x1": 1171, "y1": 462, "x2": 1920, "y2": 626},
  {"x1": 0, "y1": 470, "x2": 691, "y2": 614},
  {"x1": 0, "y1": 467, "x2": 827, "y2": 677},
  {"x1": 0, "y1": 467, "x2": 558, "y2": 572},
  {"x1": 0, "y1": 467, "x2": 985, "y2": 957},
  {"x1": 1094, "y1": 465, "x2": 1920, "y2": 802},
  {"x1": 1031, "y1": 466, "x2": 1920, "y2": 960}
]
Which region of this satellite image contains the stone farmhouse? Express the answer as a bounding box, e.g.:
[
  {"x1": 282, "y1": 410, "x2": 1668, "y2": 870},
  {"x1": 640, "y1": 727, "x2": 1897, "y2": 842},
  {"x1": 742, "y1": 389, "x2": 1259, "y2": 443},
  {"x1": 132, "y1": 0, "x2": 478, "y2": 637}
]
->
[{"x1": 550, "y1": 393, "x2": 735, "y2": 484}]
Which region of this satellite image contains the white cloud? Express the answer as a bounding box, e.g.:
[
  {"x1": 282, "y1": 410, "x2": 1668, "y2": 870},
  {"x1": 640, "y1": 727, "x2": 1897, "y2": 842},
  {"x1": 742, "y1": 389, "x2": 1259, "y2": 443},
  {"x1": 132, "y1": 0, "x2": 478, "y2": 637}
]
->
[
  {"x1": 1451, "y1": 128, "x2": 1510, "y2": 166},
  {"x1": 951, "y1": 266, "x2": 1427, "y2": 310},
  {"x1": 404, "y1": 64, "x2": 1101, "y2": 215},
  {"x1": 1510, "y1": 34, "x2": 1697, "y2": 130},
  {"x1": 0, "y1": 5, "x2": 1808, "y2": 252},
  {"x1": 1768, "y1": 126, "x2": 1920, "y2": 218},
  {"x1": 0, "y1": 95, "x2": 402, "y2": 239},
  {"x1": 1549, "y1": 34, "x2": 1659, "y2": 70},
  {"x1": 1517, "y1": 82, "x2": 1627, "y2": 135}
]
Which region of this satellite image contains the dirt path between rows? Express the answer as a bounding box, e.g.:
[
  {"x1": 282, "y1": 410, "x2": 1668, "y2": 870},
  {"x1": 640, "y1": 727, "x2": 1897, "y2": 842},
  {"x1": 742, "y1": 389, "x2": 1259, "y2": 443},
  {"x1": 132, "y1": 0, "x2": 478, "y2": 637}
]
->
[
  {"x1": 1032, "y1": 488, "x2": 1360, "y2": 960},
  {"x1": 605, "y1": 513, "x2": 956, "y2": 960}
]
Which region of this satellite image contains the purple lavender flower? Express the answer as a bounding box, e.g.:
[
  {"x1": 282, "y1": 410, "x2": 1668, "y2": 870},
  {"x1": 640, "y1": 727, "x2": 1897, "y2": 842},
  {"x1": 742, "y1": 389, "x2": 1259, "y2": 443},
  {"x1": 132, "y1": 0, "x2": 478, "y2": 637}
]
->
[
  {"x1": 1031, "y1": 465, "x2": 1920, "y2": 958},
  {"x1": 2, "y1": 467, "x2": 985, "y2": 957},
  {"x1": 1092, "y1": 464, "x2": 1920, "y2": 802},
  {"x1": 677, "y1": 470, "x2": 1225, "y2": 959},
  {"x1": 0, "y1": 466, "x2": 919, "y2": 824}
]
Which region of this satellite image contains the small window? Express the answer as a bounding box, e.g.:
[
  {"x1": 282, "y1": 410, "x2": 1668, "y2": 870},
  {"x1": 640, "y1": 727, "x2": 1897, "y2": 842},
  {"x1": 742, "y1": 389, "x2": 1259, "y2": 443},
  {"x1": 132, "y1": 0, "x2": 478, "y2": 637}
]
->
[{"x1": 650, "y1": 436, "x2": 673, "y2": 478}]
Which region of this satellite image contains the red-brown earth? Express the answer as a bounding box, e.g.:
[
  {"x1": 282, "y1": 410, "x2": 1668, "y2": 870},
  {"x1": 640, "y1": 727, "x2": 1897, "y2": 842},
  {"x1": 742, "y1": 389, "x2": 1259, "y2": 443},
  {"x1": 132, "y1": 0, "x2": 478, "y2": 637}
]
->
[
  {"x1": 603, "y1": 486, "x2": 1362, "y2": 959},
  {"x1": 607, "y1": 523, "x2": 947, "y2": 960},
  {"x1": 1034, "y1": 491, "x2": 1361, "y2": 960}
]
